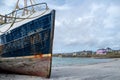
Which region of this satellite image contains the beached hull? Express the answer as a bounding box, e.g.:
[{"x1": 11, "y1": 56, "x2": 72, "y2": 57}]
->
[
  {"x1": 0, "y1": 9, "x2": 55, "y2": 78},
  {"x1": 0, "y1": 54, "x2": 51, "y2": 77}
]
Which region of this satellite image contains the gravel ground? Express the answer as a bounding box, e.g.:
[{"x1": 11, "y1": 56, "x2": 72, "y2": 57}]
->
[{"x1": 0, "y1": 59, "x2": 120, "y2": 80}]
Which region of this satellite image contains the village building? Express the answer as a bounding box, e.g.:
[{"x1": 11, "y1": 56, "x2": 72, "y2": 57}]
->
[{"x1": 96, "y1": 49, "x2": 107, "y2": 55}]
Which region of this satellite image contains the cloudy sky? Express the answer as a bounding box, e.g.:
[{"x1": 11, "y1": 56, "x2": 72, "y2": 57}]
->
[{"x1": 0, "y1": 0, "x2": 120, "y2": 53}]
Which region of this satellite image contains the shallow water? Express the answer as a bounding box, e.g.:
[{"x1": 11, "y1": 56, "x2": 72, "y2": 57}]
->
[{"x1": 52, "y1": 57, "x2": 113, "y2": 67}]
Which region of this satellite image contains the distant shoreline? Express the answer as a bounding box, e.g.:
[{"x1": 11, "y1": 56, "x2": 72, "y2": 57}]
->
[{"x1": 53, "y1": 54, "x2": 120, "y2": 59}]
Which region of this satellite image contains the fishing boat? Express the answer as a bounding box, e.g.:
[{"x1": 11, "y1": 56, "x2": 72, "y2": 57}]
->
[{"x1": 0, "y1": 0, "x2": 55, "y2": 78}]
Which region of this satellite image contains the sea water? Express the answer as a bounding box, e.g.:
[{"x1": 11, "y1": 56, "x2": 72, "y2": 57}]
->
[{"x1": 52, "y1": 57, "x2": 113, "y2": 67}]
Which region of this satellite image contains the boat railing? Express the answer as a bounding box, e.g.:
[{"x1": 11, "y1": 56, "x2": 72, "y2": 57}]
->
[
  {"x1": 0, "y1": 15, "x2": 5, "y2": 24},
  {"x1": 0, "y1": 3, "x2": 48, "y2": 25}
]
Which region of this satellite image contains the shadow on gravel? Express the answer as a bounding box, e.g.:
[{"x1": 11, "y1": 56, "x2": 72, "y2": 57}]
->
[{"x1": 0, "y1": 69, "x2": 18, "y2": 74}]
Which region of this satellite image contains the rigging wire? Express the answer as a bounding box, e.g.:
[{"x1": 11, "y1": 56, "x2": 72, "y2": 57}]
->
[
  {"x1": 0, "y1": 11, "x2": 17, "y2": 33},
  {"x1": 0, "y1": 1, "x2": 49, "y2": 34}
]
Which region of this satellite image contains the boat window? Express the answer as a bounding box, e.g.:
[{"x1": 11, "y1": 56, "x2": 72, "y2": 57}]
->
[
  {"x1": 6, "y1": 33, "x2": 11, "y2": 42},
  {"x1": 0, "y1": 34, "x2": 6, "y2": 44},
  {"x1": 38, "y1": 18, "x2": 43, "y2": 28},
  {"x1": 29, "y1": 21, "x2": 34, "y2": 30},
  {"x1": 21, "y1": 24, "x2": 27, "y2": 36},
  {"x1": 35, "y1": 20, "x2": 41, "y2": 29}
]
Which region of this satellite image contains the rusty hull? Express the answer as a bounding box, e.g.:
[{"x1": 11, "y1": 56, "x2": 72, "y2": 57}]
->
[{"x1": 0, "y1": 54, "x2": 52, "y2": 78}]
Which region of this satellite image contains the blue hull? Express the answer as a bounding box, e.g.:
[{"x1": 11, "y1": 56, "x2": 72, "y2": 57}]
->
[{"x1": 0, "y1": 10, "x2": 55, "y2": 78}]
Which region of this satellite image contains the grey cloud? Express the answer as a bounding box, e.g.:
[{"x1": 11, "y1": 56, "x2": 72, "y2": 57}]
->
[
  {"x1": 0, "y1": 1, "x2": 5, "y2": 6},
  {"x1": 1, "y1": 0, "x2": 120, "y2": 53},
  {"x1": 53, "y1": 0, "x2": 120, "y2": 53}
]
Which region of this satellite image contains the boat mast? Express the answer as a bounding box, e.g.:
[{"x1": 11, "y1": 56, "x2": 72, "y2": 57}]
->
[
  {"x1": 15, "y1": 0, "x2": 20, "y2": 10},
  {"x1": 0, "y1": 0, "x2": 36, "y2": 26},
  {"x1": 0, "y1": 0, "x2": 48, "y2": 25},
  {"x1": 23, "y1": 0, "x2": 28, "y2": 15},
  {"x1": 14, "y1": 0, "x2": 35, "y2": 16}
]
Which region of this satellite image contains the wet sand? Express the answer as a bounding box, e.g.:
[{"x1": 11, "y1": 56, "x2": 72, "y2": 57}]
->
[{"x1": 0, "y1": 59, "x2": 120, "y2": 80}]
